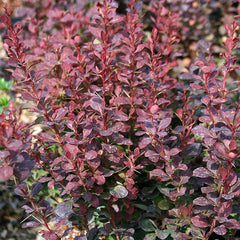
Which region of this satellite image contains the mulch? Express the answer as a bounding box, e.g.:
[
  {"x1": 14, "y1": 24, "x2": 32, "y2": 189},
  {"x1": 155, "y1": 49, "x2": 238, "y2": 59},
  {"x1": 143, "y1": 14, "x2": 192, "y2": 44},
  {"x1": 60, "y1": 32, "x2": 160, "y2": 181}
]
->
[{"x1": 0, "y1": 182, "x2": 40, "y2": 240}]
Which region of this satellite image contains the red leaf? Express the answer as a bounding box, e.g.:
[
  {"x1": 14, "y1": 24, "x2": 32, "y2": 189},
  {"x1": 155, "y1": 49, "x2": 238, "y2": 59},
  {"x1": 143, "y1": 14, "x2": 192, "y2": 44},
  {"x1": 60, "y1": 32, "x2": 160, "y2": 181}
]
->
[
  {"x1": 218, "y1": 167, "x2": 228, "y2": 180},
  {"x1": 225, "y1": 24, "x2": 233, "y2": 36},
  {"x1": 179, "y1": 206, "x2": 189, "y2": 217},
  {"x1": 0, "y1": 165, "x2": 13, "y2": 181},
  {"x1": 79, "y1": 202, "x2": 88, "y2": 214},
  {"x1": 150, "y1": 169, "x2": 167, "y2": 178},
  {"x1": 191, "y1": 215, "x2": 209, "y2": 228},
  {"x1": 0, "y1": 15, "x2": 8, "y2": 24},
  {"x1": 64, "y1": 143, "x2": 80, "y2": 156},
  {"x1": 95, "y1": 174, "x2": 105, "y2": 185},
  {"x1": 229, "y1": 140, "x2": 238, "y2": 151},
  {"x1": 85, "y1": 150, "x2": 98, "y2": 160},
  {"x1": 89, "y1": 26, "x2": 102, "y2": 39},
  {"x1": 214, "y1": 142, "x2": 228, "y2": 156},
  {"x1": 218, "y1": 201, "x2": 232, "y2": 218}
]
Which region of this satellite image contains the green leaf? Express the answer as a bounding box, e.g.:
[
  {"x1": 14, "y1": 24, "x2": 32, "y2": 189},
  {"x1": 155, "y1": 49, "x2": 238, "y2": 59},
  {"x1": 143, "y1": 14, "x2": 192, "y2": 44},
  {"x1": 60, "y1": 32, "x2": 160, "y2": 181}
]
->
[
  {"x1": 155, "y1": 229, "x2": 170, "y2": 239},
  {"x1": 158, "y1": 199, "x2": 170, "y2": 210},
  {"x1": 0, "y1": 96, "x2": 9, "y2": 108},
  {"x1": 106, "y1": 236, "x2": 115, "y2": 240},
  {"x1": 0, "y1": 78, "x2": 12, "y2": 92},
  {"x1": 144, "y1": 233, "x2": 156, "y2": 240},
  {"x1": 140, "y1": 219, "x2": 155, "y2": 232}
]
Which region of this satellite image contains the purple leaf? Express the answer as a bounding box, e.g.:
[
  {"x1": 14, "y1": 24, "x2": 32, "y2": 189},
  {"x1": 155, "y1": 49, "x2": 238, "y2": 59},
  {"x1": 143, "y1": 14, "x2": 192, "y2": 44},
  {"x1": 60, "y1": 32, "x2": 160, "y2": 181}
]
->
[
  {"x1": 87, "y1": 158, "x2": 100, "y2": 169},
  {"x1": 91, "y1": 195, "x2": 99, "y2": 208},
  {"x1": 103, "y1": 144, "x2": 117, "y2": 153},
  {"x1": 192, "y1": 125, "x2": 211, "y2": 138},
  {"x1": 7, "y1": 140, "x2": 23, "y2": 151},
  {"x1": 158, "y1": 118, "x2": 171, "y2": 130},
  {"x1": 31, "y1": 182, "x2": 43, "y2": 196},
  {"x1": 22, "y1": 221, "x2": 40, "y2": 228},
  {"x1": 213, "y1": 225, "x2": 227, "y2": 236},
  {"x1": 193, "y1": 197, "x2": 211, "y2": 206},
  {"x1": 139, "y1": 137, "x2": 152, "y2": 149},
  {"x1": 193, "y1": 167, "x2": 213, "y2": 178},
  {"x1": 169, "y1": 148, "x2": 180, "y2": 156},
  {"x1": 65, "y1": 181, "x2": 80, "y2": 192},
  {"x1": 22, "y1": 205, "x2": 34, "y2": 214},
  {"x1": 55, "y1": 202, "x2": 72, "y2": 218},
  {"x1": 224, "y1": 219, "x2": 240, "y2": 229}
]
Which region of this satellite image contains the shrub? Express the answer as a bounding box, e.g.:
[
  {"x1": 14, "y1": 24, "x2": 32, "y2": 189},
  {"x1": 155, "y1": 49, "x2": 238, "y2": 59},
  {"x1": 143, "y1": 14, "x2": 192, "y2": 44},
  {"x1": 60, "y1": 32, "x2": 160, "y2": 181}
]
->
[{"x1": 0, "y1": 0, "x2": 240, "y2": 239}]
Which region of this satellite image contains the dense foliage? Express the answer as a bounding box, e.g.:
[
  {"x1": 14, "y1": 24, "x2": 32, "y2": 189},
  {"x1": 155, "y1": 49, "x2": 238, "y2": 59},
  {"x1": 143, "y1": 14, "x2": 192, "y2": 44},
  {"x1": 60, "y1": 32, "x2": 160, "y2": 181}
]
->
[{"x1": 0, "y1": 0, "x2": 240, "y2": 239}]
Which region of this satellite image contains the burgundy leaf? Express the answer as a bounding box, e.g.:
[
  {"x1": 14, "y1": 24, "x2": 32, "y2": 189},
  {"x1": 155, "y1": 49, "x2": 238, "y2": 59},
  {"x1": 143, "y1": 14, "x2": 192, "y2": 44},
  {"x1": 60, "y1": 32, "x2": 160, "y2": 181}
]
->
[
  {"x1": 218, "y1": 167, "x2": 228, "y2": 180},
  {"x1": 91, "y1": 195, "x2": 99, "y2": 208},
  {"x1": 65, "y1": 181, "x2": 80, "y2": 192},
  {"x1": 0, "y1": 15, "x2": 8, "y2": 24},
  {"x1": 191, "y1": 215, "x2": 209, "y2": 228}
]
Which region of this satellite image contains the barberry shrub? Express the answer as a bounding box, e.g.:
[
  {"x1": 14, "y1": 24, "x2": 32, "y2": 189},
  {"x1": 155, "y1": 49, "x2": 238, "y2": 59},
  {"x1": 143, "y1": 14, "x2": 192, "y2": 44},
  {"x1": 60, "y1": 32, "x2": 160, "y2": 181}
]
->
[{"x1": 0, "y1": 0, "x2": 240, "y2": 239}]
